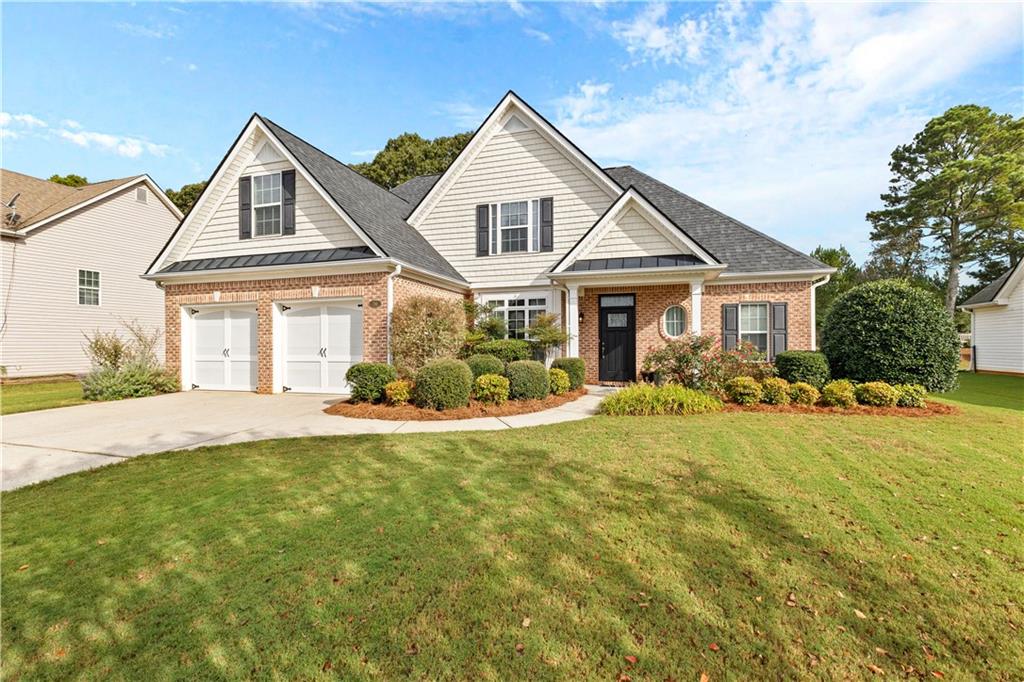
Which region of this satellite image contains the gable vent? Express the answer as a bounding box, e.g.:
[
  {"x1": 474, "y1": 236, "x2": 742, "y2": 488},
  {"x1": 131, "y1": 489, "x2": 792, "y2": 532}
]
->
[
  {"x1": 502, "y1": 114, "x2": 530, "y2": 134},
  {"x1": 135, "y1": 187, "x2": 148, "y2": 203}
]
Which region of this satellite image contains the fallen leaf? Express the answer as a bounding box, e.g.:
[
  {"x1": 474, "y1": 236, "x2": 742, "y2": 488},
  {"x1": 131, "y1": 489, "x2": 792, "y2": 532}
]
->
[
  {"x1": 708, "y1": 643, "x2": 720, "y2": 652},
  {"x1": 700, "y1": 673, "x2": 710, "y2": 682},
  {"x1": 755, "y1": 596, "x2": 763, "y2": 603},
  {"x1": 854, "y1": 609, "x2": 868, "y2": 619},
  {"x1": 96, "y1": 539, "x2": 107, "y2": 545},
  {"x1": 931, "y1": 672, "x2": 944, "y2": 679},
  {"x1": 866, "y1": 663, "x2": 885, "y2": 675},
  {"x1": 17, "y1": 564, "x2": 29, "y2": 572},
  {"x1": 624, "y1": 655, "x2": 638, "y2": 665},
  {"x1": 522, "y1": 617, "x2": 531, "y2": 628},
  {"x1": 321, "y1": 660, "x2": 333, "y2": 671},
  {"x1": 617, "y1": 675, "x2": 631, "y2": 682},
  {"x1": 875, "y1": 647, "x2": 889, "y2": 656},
  {"x1": 515, "y1": 643, "x2": 525, "y2": 654},
  {"x1": 405, "y1": 643, "x2": 418, "y2": 656}
]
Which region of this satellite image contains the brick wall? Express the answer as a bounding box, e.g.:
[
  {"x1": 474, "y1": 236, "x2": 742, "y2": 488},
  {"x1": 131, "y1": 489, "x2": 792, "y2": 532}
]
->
[
  {"x1": 393, "y1": 276, "x2": 467, "y2": 307},
  {"x1": 164, "y1": 272, "x2": 389, "y2": 394},
  {"x1": 701, "y1": 280, "x2": 813, "y2": 351}
]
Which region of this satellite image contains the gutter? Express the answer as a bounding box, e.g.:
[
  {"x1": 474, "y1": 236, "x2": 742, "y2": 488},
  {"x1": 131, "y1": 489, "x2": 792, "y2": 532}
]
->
[
  {"x1": 386, "y1": 263, "x2": 402, "y2": 364},
  {"x1": 810, "y1": 274, "x2": 831, "y2": 351}
]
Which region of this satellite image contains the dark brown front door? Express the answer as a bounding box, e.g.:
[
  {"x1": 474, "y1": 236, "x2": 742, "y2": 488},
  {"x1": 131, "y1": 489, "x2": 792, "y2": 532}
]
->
[{"x1": 599, "y1": 294, "x2": 636, "y2": 382}]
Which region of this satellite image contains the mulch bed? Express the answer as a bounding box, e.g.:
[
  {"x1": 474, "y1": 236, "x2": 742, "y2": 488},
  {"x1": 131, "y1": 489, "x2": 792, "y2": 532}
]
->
[
  {"x1": 324, "y1": 388, "x2": 587, "y2": 421},
  {"x1": 723, "y1": 401, "x2": 959, "y2": 417}
]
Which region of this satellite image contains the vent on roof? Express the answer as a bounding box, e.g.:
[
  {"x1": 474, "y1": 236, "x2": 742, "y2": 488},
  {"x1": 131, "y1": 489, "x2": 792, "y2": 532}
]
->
[{"x1": 136, "y1": 187, "x2": 148, "y2": 204}]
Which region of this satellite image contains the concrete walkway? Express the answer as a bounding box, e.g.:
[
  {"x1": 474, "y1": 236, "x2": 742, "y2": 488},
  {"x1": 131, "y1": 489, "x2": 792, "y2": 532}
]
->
[{"x1": 1, "y1": 387, "x2": 611, "y2": 491}]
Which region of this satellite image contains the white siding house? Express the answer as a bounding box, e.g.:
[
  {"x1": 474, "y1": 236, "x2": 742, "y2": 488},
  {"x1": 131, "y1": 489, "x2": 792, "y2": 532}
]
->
[
  {"x1": 962, "y1": 260, "x2": 1024, "y2": 376},
  {"x1": 1, "y1": 171, "x2": 182, "y2": 378}
]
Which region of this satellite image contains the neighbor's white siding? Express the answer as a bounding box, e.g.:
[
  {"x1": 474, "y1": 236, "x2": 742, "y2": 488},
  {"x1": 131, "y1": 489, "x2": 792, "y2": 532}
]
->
[
  {"x1": 586, "y1": 207, "x2": 685, "y2": 260},
  {"x1": 973, "y1": 280, "x2": 1024, "y2": 374},
  {"x1": 415, "y1": 126, "x2": 613, "y2": 287},
  {"x1": 0, "y1": 183, "x2": 178, "y2": 377}
]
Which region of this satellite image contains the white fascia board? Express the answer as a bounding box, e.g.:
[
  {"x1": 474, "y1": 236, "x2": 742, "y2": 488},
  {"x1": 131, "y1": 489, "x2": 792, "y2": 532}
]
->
[
  {"x1": 715, "y1": 268, "x2": 835, "y2": 284},
  {"x1": 549, "y1": 264, "x2": 726, "y2": 287},
  {"x1": 388, "y1": 260, "x2": 470, "y2": 293},
  {"x1": 407, "y1": 91, "x2": 621, "y2": 227},
  {"x1": 959, "y1": 301, "x2": 1006, "y2": 311}
]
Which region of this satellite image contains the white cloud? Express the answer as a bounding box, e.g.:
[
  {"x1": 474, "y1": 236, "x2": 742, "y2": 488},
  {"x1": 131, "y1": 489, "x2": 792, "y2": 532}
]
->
[
  {"x1": 523, "y1": 27, "x2": 551, "y2": 42},
  {"x1": 115, "y1": 21, "x2": 176, "y2": 39},
  {"x1": 1, "y1": 111, "x2": 49, "y2": 140},
  {"x1": 611, "y1": 2, "x2": 710, "y2": 64},
  {"x1": 12, "y1": 113, "x2": 47, "y2": 128},
  {"x1": 507, "y1": 0, "x2": 529, "y2": 18},
  {"x1": 62, "y1": 119, "x2": 82, "y2": 129},
  {"x1": 561, "y1": 1, "x2": 1023, "y2": 259},
  {"x1": 0, "y1": 129, "x2": 19, "y2": 140},
  {"x1": 187, "y1": 63, "x2": 199, "y2": 72},
  {"x1": 57, "y1": 127, "x2": 171, "y2": 159}
]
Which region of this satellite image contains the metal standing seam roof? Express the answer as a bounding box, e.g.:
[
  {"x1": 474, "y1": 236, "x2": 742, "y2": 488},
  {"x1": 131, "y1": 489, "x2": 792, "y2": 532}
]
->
[
  {"x1": 158, "y1": 246, "x2": 378, "y2": 274},
  {"x1": 563, "y1": 254, "x2": 705, "y2": 272}
]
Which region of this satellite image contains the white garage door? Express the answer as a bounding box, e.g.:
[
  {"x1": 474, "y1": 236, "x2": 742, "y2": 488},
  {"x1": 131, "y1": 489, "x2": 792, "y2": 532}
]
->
[
  {"x1": 283, "y1": 302, "x2": 363, "y2": 393},
  {"x1": 192, "y1": 307, "x2": 258, "y2": 391}
]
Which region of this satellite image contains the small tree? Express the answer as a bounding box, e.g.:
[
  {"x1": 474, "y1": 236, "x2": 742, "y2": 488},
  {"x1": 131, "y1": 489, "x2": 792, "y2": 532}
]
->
[
  {"x1": 526, "y1": 313, "x2": 568, "y2": 360},
  {"x1": 49, "y1": 173, "x2": 88, "y2": 187},
  {"x1": 391, "y1": 296, "x2": 466, "y2": 377}
]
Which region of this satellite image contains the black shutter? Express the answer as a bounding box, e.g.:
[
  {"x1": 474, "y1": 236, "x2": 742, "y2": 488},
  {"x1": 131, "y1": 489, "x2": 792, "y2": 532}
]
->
[
  {"x1": 476, "y1": 204, "x2": 489, "y2": 256},
  {"x1": 722, "y1": 304, "x2": 739, "y2": 351},
  {"x1": 770, "y1": 302, "x2": 788, "y2": 360},
  {"x1": 238, "y1": 176, "x2": 252, "y2": 240},
  {"x1": 281, "y1": 170, "x2": 296, "y2": 235},
  {"x1": 540, "y1": 197, "x2": 554, "y2": 252}
]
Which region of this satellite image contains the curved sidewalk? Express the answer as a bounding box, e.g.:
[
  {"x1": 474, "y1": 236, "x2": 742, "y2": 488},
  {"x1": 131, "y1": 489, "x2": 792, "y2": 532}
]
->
[{"x1": 2, "y1": 387, "x2": 612, "y2": 491}]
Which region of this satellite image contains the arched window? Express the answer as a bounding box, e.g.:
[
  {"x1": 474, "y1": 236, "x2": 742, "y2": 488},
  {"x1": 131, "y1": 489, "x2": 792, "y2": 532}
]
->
[{"x1": 664, "y1": 305, "x2": 686, "y2": 337}]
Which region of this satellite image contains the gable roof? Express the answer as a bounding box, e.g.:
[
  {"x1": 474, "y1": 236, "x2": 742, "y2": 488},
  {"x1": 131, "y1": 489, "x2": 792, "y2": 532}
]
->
[
  {"x1": 391, "y1": 173, "x2": 441, "y2": 208},
  {"x1": 961, "y1": 260, "x2": 1023, "y2": 308}
]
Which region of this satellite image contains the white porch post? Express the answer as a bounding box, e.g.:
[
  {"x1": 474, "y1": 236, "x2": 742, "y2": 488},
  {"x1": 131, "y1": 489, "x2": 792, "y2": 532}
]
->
[
  {"x1": 690, "y1": 280, "x2": 703, "y2": 335},
  {"x1": 566, "y1": 284, "x2": 580, "y2": 357}
]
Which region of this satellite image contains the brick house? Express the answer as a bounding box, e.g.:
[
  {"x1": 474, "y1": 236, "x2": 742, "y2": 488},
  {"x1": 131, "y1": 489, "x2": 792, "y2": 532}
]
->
[{"x1": 145, "y1": 92, "x2": 833, "y2": 393}]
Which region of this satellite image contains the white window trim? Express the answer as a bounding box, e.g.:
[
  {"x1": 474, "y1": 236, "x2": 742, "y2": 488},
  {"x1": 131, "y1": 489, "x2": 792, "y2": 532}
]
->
[
  {"x1": 78, "y1": 268, "x2": 101, "y2": 306},
  {"x1": 483, "y1": 293, "x2": 550, "y2": 340},
  {"x1": 738, "y1": 302, "x2": 769, "y2": 352},
  {"x1": 487, "y1": 198, "x2": 541, "y2": 255},
  {"x1": 663, "y1": 305, "x2": 687, "y2": 338},
  {"x1": 252, "y1": 171, "x2": 283, "y2": 238}
]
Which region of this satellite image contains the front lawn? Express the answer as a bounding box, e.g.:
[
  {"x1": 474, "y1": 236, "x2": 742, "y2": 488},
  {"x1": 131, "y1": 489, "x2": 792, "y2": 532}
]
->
[
  {"x1": 1, "y1": 378, "x2": 85, "y2": 415},
  {"x1": 2, "y1": 378, "x2": 1021, "y2": 679}
]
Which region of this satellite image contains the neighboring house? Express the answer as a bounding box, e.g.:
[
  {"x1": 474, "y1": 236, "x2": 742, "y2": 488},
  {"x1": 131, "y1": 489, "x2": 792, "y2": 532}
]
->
[
  {"x1": 961, "y1": 259, "x2": 1024, "y2": 376},
  {"x1": 145, "y1": 92, "x2": 833, "y2": 393},
  {"x1": 1, "y1": 170, "x2": 183, "y2": 378}
]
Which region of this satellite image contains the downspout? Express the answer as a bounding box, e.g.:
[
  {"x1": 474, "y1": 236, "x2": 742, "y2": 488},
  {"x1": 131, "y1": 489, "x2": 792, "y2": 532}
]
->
[
  {"x1": 385, "y1": 263, "x2": 402, "y2": 364},
  {"x1": 810, "y1": 274, "x2": 831, "y2": 351}
]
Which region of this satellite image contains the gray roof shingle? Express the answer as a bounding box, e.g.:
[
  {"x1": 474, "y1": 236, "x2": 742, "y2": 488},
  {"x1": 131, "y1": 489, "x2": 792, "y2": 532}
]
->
[
  {"x1": 391, "y1": 174, "x2": 441, "y2": 209},
  {"x1": 962, "y1": 263, "x2": 1018, "y2": 306}
]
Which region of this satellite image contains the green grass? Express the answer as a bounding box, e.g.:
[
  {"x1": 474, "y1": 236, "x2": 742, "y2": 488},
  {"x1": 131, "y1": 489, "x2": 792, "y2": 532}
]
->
[
  {"x1": 1, "y1": 379, "x2": 85, "y2": 415},
  {"x1": 944, "y1": 371, "x2": 1024, "y2": 411},
  {"x1": 2, "y1": 377, "x2": 1022, "y2": 679}
]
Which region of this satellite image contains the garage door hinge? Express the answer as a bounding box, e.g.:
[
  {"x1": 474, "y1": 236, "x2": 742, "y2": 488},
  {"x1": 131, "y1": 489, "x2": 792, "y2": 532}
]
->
[
  {"x1": 189, "y1": 308, "x2": 198, "y2": 315},
  {"x1": 281, "y1": 305, "x2": 291, "y2": 312},
  {"x1": 191, "y1": 383, "x2": 199, "y2": 389},
  {"x1": 283, "y1": 386, "x2": 291, "y2": 392}
]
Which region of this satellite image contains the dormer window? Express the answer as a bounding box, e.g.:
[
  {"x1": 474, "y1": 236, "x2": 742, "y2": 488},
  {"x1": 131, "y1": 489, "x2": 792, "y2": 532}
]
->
[{"x1": 252, "y1": 173, "x2": 282, "y2": 237}]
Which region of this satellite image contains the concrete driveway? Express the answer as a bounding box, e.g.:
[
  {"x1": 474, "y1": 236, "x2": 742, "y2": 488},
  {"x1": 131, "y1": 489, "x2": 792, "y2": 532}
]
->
[{"x1": 2, "y1": 389, "x2": 604, "y2": 491}]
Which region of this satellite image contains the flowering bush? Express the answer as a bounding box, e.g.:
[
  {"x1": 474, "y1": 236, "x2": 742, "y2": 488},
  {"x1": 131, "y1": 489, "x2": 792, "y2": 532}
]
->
[{"x1": 641, "y1": 334, "x2": 773, "y2": 392}]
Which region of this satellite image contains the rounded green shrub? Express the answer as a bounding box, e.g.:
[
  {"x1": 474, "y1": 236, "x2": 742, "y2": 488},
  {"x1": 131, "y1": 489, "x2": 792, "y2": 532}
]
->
[
  {"x1": 412, "y1": 359, "x2": 473, "y2": 410},
  {"x1": 821, "y1": 280, "x2": 959, "y2": 392},
  {"x1": 789, "y1": 382, "x2": 820, "y2": 406},
  {"x1": 774, "y1": 351, "x2": 830, "y2": 389},
  {"x1": 821, "y1": 379, "x2": 856, "y2": 408},
  {"x1": 466, "y1": 353, "x2": 505, "y2": 379},
  {"x1": 725, "y1": 376, "x2": 762, "y2": 405},
  {"x1": 505, "y1": 360, "x2": 549, "y2": 400},
  {"x1": 81, "y1": 363, "x2": 178, "y2": 401},
  {"x1": 894, "y1": 383, "x2": 927, "y2": 408},
  {"x1": 854, "y1": 381, "x2": 900, "y2": 407},
  {"x1": 346, "y1": 362, "x2": 398, "y2": 403},
  {"x1": 761, "y1": 377, "x2": 791, "y2": 405},
  {"x1": 599, "y1": 384, "x2": 723, "y2": 416},
  {"x1": 384, "y1": 379, "x2": 412, "y2": 406},
  {"x1": 474, "y1": 339, "x2": 531, "y2": 364},
  {"x1": 474, "y1": 373, "x2": 510, "y2": 405},
  {"x1": 551, "y1": 357, "x2": 586, "y2": 390},
  {"x1": 549, "y1": 368, "x2": 570, "y2": 395}
]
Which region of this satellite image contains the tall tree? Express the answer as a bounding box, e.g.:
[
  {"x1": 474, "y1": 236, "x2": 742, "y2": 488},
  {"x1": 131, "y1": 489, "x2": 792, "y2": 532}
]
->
[
  {"x1": 809, "y1": 245, "x2": 860, "y2": 330},
  {"x1": 165, "y1": 181, "x2": 207, "y2": 214},
  {"x1": 867, "y1": 104, "x2": 1024, "y2": 314},
  {"x1": 49, "y1": 173, "x2": 88, "y2": 187},
  {"x1": 351, "y1": 131, "x2": 473, "y2": 189}
]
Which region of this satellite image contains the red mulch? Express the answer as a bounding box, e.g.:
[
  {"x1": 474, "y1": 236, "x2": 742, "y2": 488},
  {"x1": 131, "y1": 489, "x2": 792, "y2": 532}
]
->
[
  {"x1": 324, "y1": 388, "x2": 587, "y2": 421},
  {"x1": 723, "y1": 401, "x2": 959, "y2": 417}
]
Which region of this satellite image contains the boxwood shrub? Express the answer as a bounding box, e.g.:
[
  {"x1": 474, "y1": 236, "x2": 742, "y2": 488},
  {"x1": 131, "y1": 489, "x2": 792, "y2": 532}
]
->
[
  {"x1": 551, "y1": 357, "x2": 585, "y2": 390},
  {"x1": 474, "y1": 339, "x2": 531, "y2": 364},
  {"x1": 345, "y1": 363, "x2": 398, "y2": 403},
  {"x1": 821, "y1": 379, "x2": 856, "y2": 408},
  {"x1": 760, "y1": 377, "x2": 791, "y2": 405},
  {"x1": 821, "y1": 280, "x2": 959, "y2": 392},
  {"x1": 854, "y1": 381, "x2": 900, "y2": 407},
  {"x1": 466, "y1": 353, "x2": 505, "y2": 379},
  {"x1": 473, "y1": 373, "x2": 510, "y2": 405},
  {"x1": 724, "y1": 376, "x2": 762, "y2": 405},
  {"x1": 789, "y1": 382, "x2": 820, "y2": 406},
  {"x1": 412, "y1": 359, "x2": 473, "y2": 410},
  {"x1": 599, "y1": 384, "x2": 723, "y2": 416},
  {"x1": 894, "y1": 383, "x2": 927, "y2": 408},
  {"x1": 774, "y1": 351, "x2": 830, "y2": 389},
  {"x1": 548, "y1": 367, "x2": 570, "y2": 395},
  {"x1": 505, "y1": 360, "x2": 549, "y2": 400}
]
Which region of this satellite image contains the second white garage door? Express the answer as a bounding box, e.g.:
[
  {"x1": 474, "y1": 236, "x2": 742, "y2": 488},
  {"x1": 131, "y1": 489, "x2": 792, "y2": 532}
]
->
[{"x1": 283, "y1": 302, "x2": 363, "y2": 393}]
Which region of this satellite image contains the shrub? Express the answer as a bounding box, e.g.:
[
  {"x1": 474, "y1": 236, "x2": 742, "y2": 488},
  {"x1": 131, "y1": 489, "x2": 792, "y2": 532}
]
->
[
  {"x1": 641, "y1": 335, "x2": 772, "y2": 392},
  {"x1": 599, "y1": 384, "x2": 723, "y2": 416},
  {"x1": 391, "y1": 296, "x2": 467, "y2": 377},
  {"x1": 549, "y1": 368, "x2": 570, "y2": 395},
  {"x1": 894, "y1": 383, "x2": 927, "y2": 408},
  {"x1": 551, "y1": 357, "x2": 585, "y2": 390},
  {"x1": 789, "y1": 382, "x2": 820, "y2": 406},
  {"x1": 527, "y1": 312, "x2": 568, "y2": 358},
  {"x1": 761, "y1": 377, "x2": 791, "y2": 405},
  {"x1": 725, "y1": 376, "x2": 762, "y2": 405},
  {"x1": 383, "y1": 379, "x2": 412, "y2": 406},
  {"x1": 81, "y1": 362, "x2": 179, "y2": 401},
  {"x1": 505, "y1": 360, "x2": 549, "y2": 400},
  {"x1": 345, "y1": 362, "x2": 397, "y2": 402},
  {"x1": 774, "y1": 351, "x2": 830, "y2": 389},
  {"x1": 855, "y1": 381, "x2": 900, "y2": 407},
  {"x1": 474, "y1": 374, "x2": 510, "y2": 405},
  {"x1": 412, "y1": 359, "x2": 473, "y2": 410},
  {"x1": 474, "y1": 339, "x2": 532, "y2": 364},
  {"x1": 821, "y1": 379, "x2": 856, "y2": 408},
  {"x1": 821, "y1": 280, "x2": 959, "y2": 392},
  {"x1": 465, "y1": 353, "x2": 505, "y2": 379}
]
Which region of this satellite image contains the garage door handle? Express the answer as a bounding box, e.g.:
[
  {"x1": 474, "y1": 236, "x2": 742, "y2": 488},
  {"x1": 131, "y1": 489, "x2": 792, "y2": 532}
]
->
[{"x1": 319, "y1": 347, "x2": 326, "y2": 358}]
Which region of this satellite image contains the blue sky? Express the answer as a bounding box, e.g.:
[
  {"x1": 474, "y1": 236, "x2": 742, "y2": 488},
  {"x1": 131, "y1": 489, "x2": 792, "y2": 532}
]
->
[{"x1": 2, "y1": 1, "x2": 1021, "y2": 265}]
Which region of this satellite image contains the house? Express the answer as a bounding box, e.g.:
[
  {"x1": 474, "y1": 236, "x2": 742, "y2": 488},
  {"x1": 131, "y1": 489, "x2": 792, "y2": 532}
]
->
[
  {"x1": 961, "y1": 259, "x2": 1024, "y2": 376},
  {"x1": 144, "y1": 92, "x2": 833, "y2": 393},
  {"x1": 1, "y1": 170, "x2": 183, "y2": 378}
]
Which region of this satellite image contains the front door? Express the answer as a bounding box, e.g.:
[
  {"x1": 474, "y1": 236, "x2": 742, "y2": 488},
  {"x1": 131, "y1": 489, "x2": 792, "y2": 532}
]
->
[{"x1": 599, "y1": 294, "x2": 636, "y2": 382}]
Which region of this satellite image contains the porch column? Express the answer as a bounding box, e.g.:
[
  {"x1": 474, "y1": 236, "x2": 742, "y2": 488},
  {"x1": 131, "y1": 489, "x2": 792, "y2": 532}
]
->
[
  {"x1": 566, "y1": 284, "x2": 580, "y2": 357},
  {"x1": 691, "y1": 280, "x2": 703, "y2": 335}
]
